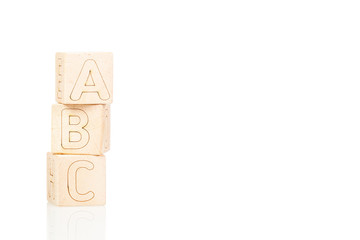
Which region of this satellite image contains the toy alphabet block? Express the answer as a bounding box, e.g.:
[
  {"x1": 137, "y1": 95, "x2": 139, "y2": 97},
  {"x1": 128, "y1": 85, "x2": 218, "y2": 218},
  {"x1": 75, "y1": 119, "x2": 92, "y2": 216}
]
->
[
  {"x1": 56, "y1": 52, "x2": 113, "y2": 104},
  {"x1": 47, "y1": 153, "x2": 106, "y2": 206},
  {"x1": 51, "y1": 104, "x2": 110, "y2": 155}
]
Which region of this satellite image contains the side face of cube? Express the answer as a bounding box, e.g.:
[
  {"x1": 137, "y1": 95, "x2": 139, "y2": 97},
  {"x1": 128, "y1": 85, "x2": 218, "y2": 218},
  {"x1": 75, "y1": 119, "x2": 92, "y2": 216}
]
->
[
  {"x1": 103, "y1": 105, "x2": 111, "y2": 152},
  {"x1": 47, "y1": 153, "x2": 106, "y2": 206},
  {"x1": 51, "y1": 104, "x2": 107, "y2": 155},
  {"x1": 56, "y1": 52, "x2": 113, "y2": 105}
]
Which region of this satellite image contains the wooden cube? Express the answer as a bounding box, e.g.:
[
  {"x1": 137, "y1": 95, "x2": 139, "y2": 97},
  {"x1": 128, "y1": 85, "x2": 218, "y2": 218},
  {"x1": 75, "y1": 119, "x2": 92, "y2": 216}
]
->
[
  {"x1": 47, "y1": 153, "x2": 106, "y2": 206},
  {"x1": 56, "y1": 52, "x2": 113, "y2": 104},
  {"x1": 51, "y1": 104, "x2": 110, "y2": 155}
]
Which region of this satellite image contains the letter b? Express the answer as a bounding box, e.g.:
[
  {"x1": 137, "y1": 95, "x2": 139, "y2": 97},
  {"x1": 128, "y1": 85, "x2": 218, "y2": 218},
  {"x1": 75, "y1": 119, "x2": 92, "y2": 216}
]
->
[{"x1": 61, "y1": 109, "x2": 90, "y2": 149}]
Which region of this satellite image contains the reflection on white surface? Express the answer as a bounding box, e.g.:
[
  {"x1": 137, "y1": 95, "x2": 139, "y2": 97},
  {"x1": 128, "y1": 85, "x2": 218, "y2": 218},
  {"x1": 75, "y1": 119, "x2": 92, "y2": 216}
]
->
[{"x1": 47, "y1": 203, "x2": 106, "y2": 240}]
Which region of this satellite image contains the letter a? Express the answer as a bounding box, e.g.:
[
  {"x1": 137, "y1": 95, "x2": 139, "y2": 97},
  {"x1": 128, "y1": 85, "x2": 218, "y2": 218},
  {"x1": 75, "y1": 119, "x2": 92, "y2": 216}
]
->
[
  {"x1": 70, "y1": 59, "x2": 110, "y2": 101},
  {"x1": 61, "y1": 109, "x2": 90, "y2": 149},
  {"x1": 67, "y1": 160, "x2": 95, "y2": 202}
]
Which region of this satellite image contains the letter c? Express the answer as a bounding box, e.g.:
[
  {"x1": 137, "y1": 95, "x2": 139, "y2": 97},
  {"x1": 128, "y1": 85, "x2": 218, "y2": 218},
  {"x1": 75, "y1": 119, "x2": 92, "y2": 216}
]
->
[{"x1": 67, "y1": 160, "x2": 95, "y2": 202}]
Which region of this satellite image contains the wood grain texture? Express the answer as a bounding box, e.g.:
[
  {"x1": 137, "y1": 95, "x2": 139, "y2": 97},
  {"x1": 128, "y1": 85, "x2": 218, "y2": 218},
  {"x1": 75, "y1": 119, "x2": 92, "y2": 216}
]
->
[
  {"x1": 51, "y1": 104, "x2": 110, "y2": 155},
  {"x1": 56, "y1": 52, "x2": 113, "y2": 105},
  {"x1": 47, "y1": 153, "x2": 106, "y2": 206}
]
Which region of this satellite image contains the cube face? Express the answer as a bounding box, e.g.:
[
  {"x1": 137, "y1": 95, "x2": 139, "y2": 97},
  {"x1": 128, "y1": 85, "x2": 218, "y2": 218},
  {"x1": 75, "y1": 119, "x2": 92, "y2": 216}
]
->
[
  {"x1": 56, "y1": 52, "x2": 113, "y2": 104},
  {"x1": 103, "y1": 105, "x2": 111, "y2": 152},
  {"x1": 47, "y1": 153, "x2": 106, "y2": 206},
  {"x1": 52, "y1": 104, "x2": 110, "y2": 155}
]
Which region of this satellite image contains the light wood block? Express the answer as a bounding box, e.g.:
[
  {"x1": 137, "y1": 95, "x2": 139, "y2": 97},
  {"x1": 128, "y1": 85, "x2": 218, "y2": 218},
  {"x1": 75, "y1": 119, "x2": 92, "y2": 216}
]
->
[
  {"x1": 56, "y1": 52, "x2": 113, "y2": 105},
  {"x1": 51, "y1": 104, "x2": 110, "y2": 155},
  {"x1": 47, "y1": 153, "x2": 106, "y2": 206}
]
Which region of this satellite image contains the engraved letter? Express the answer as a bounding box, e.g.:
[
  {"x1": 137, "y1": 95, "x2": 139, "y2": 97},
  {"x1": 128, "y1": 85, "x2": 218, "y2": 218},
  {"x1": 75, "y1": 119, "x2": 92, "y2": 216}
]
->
[
  {"x1": 70, "y1": 59, "x2": 110, "y2": 101},
  {"x1": 47, "y1": 157, "x2": 55, "y2": 200},
  {"x1": 61, "y1": 109, "x2": 89, "y2": 149},
  {"x1": 67, "y1": 160, "x2": 95, "y2": 202}
]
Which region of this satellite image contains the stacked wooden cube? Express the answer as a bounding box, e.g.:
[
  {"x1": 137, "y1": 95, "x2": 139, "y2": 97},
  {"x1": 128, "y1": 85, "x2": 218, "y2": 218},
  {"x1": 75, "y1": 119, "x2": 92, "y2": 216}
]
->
[{"x1": 47, "y1": 52, "x2": 113, "y2": 206}]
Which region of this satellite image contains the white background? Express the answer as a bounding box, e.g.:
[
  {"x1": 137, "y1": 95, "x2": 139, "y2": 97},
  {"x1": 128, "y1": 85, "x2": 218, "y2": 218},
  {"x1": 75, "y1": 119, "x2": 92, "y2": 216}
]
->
[{"x1": 0, "y1": 0, "x2": 359, "y2": 239}]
